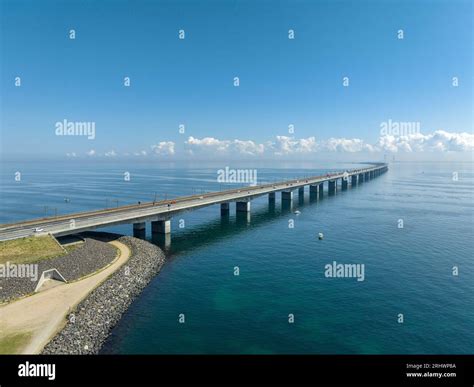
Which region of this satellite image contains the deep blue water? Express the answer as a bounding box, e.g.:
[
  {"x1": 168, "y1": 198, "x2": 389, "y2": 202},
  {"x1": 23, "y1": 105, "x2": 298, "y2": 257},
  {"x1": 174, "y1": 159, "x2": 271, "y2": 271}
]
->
[{"x1": 1, "y1": 160, "x2": 473, "y2": 354}]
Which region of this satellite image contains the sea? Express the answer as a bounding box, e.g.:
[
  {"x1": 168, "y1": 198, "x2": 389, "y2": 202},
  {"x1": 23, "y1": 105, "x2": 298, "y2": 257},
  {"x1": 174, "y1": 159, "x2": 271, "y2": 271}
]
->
[{"x1": 1, "y1": 160, "x2": 472, "y2": 354}]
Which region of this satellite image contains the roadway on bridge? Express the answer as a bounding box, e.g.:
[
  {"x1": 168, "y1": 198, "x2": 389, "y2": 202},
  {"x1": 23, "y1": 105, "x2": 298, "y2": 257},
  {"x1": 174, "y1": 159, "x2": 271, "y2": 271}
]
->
[{"x1": 0, "y1": 165, "x2": 386, "y2": 241}]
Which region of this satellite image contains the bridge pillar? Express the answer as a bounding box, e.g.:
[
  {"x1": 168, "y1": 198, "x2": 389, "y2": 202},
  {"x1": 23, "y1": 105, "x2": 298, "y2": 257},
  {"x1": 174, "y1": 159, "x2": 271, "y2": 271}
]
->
[
  {"x1": 268, "y1": 192, "x2": 275, "y2": 204},
  {"x1": 152, "y1": 233, "x2": 171, "y2": 250},
  {"x1": 220, "y1": 202, "x2": 230, "y2": 215},
  {"x1": 298, "y1": 186, "x2": 305, "y2": 198},
  {"x1": 281, "y1": 191, "x2": 293, "y2": 201},
  {"x1": 309, "y1": 184, "x2": 320, "y2": 200},
  {"x1": 351, "y1": 175, "x2": 357, "y2": 186},
  {"x1": 328, "y1": 180, "x2": 337, "y2": 195},
  {"x1": 236, "y1": 200, "x2": 251, "y2": 213},
  {"x1": 152, "y1": 219, "x2": 171, "y2": 234},
  {"x1": 133, "y1": 222, "x2": 146, "y2": 238},
  {"x1": 359, "y1": 173, "x2": 364, "y2": 183},
  {"x1": 341, "y1": 178, "x2": 348, "y2": 190}
]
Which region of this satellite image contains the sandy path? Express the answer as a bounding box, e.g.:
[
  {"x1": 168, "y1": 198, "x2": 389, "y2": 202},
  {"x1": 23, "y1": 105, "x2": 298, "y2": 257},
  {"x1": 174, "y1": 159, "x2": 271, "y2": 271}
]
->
[{"x1": 0, "y1": 240, "x2": 131, "y2": 354}]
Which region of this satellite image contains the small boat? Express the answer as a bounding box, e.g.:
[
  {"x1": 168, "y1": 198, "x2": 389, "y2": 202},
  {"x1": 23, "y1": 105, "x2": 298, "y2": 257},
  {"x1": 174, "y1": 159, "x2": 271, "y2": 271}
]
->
[
  {"x1": 318, "y1": 232, "x2": 324, "y2": 240},
  {"x1": 294, "y1": 210, "x2": 301, "y2": 215}
]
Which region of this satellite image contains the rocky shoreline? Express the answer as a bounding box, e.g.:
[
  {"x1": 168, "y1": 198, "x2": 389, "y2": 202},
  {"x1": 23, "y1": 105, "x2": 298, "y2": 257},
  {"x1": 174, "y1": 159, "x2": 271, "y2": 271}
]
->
[
  {"x1": 41, "y1": 234, "x2": 165, "y2": 354},
  {"x1": 0, "y1": 237, "x2": 117, "y2": 304}
]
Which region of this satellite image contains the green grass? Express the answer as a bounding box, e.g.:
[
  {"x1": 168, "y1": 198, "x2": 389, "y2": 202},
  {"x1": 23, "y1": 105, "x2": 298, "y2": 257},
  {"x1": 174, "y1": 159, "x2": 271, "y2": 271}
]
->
[
  {"x1": 0, "y1": 331, "x2": 32, "y2": 354},
  {"x1": 0, "y1": 235, "x2": 66, "y2": 265}
]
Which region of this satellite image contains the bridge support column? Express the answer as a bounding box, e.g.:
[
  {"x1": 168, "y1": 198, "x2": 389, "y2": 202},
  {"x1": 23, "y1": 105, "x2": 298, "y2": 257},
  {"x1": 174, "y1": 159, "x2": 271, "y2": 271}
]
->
[
  {"x1": 366, "y1": 172, "x2": 370, "y2": 180},
  {"x1": 133, "y1": 222, "x2": 146, "y2": 238},
  {"x1": 236, "y1": 200, "x2": 251, "y2": 213},
  {"x1": 220, "y1": 202, "x2": 230, "y2": 215},
  {"x1": 152, "y1": 233, "x2": 171, "y2": 250},
  {"x1": 152, "y1": 219, "x2": 171, "y2": 234},
  {"x1": 298, "y1": 187, "x2": 305, "y2": 198},
  {"x1": 351, "y1": 175, "x2": 357, "y2": 186},
  {"x1": 341, "y1": 178, "x2": 348, "y2": 190},
  {"x1": 328, "y1": 180, "x2": 337, "y2": 195},
  {"x1": 359, "y1": 173, "x2": 364, "y2": 183},
  {"x1": 268, "y1": 192, "x2": 275, "y2": 203},
  {"x1": 309, "y1": 184, "x2": 320, "y2": 200},
  {"x1": 281, "y1": 191, "x2": 293, "y2": 201}
]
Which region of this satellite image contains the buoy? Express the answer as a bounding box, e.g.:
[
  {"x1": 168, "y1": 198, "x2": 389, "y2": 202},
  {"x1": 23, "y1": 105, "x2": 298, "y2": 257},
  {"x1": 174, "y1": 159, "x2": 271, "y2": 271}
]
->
[{"x1": 318, "y1": 232, "x2": 324, "y2": 240}]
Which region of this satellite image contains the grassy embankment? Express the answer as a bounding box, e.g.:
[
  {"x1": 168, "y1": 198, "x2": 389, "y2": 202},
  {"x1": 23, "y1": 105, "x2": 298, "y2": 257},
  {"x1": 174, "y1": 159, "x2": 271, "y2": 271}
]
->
[
  {"x1": 0, "y1": 235, "x2": 72, "y2": 265},
  {"x1": 0, "y1": 235, "x2": 82, "y2": 353}
]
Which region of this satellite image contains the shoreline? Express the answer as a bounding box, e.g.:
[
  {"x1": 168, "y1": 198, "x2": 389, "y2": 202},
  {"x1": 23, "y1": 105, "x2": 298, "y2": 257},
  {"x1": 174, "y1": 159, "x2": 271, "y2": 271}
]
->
[
  {"x1": 0, "y1": 235, "x2": 133, "y2": 354},
  {"x1": 41, "y1": 234, "x2": 165, "y2": 354}
]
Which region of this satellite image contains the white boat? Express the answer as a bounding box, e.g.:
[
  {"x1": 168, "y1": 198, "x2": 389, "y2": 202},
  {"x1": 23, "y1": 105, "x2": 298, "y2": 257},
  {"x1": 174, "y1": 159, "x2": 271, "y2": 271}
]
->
[{"x1": 318, "y1": 232, "x2": 324, "y2": 240}]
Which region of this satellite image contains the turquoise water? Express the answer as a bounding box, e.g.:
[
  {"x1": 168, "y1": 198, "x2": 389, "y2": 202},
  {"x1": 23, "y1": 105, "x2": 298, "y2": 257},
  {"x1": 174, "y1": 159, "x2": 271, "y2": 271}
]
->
[{"x1": 1, "y1": 161, "x2": 473, "y2": 354}]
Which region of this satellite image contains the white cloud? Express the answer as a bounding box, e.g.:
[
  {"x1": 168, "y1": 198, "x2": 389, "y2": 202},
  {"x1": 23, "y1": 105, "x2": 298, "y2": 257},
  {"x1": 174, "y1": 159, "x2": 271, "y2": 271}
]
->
[
  {"x1": 151, "y1": 141, "x2": 175, "y2": 156},
  {"x1": 68, "y1": 130, "x2": 472, "y2": 160},
  {"x1": 184, "y1": 130, "x2": 473, "y2": 157},
  {"x1": 186, "y1": 136, "x2": 230, "y2": 153},
  {"x1": 375, "y1": 130, "x2": 474, "y2": 153},
  {"x1": 320, "y1": 138, "x2": 375, "y2": 153},
  {"x1": 185, "y1": 136, "x2": 264, "y2": 156},
  {"x1": 232, "y1": 139, "x2": 265, "y2": 155},
  {"x1": 271, "y1": 136, "x2": 318, "y2": 155}
]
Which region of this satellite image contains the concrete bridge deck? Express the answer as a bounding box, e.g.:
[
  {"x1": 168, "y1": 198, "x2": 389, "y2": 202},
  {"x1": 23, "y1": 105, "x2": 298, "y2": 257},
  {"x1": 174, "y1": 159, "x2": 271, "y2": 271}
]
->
[{"x1": 0, "y1": 164, "x2": 388, "y2": 241}]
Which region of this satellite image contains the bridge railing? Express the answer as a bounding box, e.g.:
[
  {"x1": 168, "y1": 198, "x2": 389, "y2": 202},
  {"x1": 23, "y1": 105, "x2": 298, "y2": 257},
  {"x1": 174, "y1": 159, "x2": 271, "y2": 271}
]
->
[{"x1": 0, "y1": 164, "x2": 387, "y2": 228}]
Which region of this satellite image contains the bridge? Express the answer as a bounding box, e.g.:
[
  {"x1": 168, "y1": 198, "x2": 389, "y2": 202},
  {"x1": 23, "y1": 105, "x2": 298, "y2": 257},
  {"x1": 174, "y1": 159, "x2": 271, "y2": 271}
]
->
[{"x1": 0, "y1": 164, "x2": 388, "y2": 241}]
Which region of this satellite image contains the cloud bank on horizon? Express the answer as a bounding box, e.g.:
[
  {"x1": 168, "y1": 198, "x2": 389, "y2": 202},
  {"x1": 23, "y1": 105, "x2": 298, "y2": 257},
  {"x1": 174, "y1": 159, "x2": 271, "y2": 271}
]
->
[{"x1": 70, "y1": 129, "x2": 474, "y2": 159}]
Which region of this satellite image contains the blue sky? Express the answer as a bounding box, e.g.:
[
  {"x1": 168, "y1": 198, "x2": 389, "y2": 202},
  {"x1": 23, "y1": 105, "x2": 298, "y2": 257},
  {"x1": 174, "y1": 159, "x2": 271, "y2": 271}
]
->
[{"x1": 1, "y1": 0, "x2": 472, "y2": 159}]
